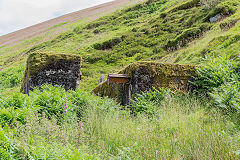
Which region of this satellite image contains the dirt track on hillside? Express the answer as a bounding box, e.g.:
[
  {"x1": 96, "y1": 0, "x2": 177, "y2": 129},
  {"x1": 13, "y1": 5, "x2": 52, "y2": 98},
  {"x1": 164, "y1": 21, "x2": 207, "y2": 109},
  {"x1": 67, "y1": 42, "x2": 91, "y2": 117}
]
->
[{"x1": 0, "y1": 0, "x2": 144, "y2": 46}]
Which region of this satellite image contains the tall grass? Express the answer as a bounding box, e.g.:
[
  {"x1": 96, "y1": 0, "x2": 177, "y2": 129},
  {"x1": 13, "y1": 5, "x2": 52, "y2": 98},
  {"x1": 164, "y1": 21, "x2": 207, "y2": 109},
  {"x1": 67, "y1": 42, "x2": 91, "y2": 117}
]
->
[
  {"x1": 0, "y1": 84, "x2": 239, "y2": 159},
  {"x1": 85, "y1": 94, "x2": 240, "y2": 159},
  {"x1": 0, "y1": 0, "x2": 239, "y2": 158},
  {"x1": 13, "y1": 113, "x2": 94, "y2": 159}
]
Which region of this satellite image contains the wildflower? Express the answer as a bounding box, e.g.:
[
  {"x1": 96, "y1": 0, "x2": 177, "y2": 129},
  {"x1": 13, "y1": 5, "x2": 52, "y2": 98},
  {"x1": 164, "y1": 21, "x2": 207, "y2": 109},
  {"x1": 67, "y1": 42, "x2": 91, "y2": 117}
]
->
[{"x1": 64, "y1": 98, "x2": 68, "y2": 113}]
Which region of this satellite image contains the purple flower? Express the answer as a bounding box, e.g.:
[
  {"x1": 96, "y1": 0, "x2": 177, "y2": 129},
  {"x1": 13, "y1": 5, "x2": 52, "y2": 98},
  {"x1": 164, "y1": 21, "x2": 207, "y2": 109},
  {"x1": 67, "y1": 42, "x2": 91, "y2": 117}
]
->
[{"x1": 64, "y1": 98, "x2": 68, "y2": 113}]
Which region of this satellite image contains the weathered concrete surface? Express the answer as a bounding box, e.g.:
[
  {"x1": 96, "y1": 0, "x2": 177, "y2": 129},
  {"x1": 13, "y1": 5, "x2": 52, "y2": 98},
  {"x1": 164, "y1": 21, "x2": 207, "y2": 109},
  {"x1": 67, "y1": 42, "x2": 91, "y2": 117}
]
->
[
  {"x1": 21, "y1": 52, "x2": 81, "y2": 94},
  {"x1": 93, "y1": 62, "x2": 197, "y2": 105}
]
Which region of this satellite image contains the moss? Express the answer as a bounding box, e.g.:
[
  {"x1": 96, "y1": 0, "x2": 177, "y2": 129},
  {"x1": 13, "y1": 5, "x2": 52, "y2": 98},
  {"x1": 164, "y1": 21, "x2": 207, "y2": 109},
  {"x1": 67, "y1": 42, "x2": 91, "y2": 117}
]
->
[
  {"x1": 93, "y1": 81, "x2": 121, "y2": 101},
  {"x1": 21, "y1": 52, "x2": 82, "y2": 92},
  {"x1": 93, "y1": 62, "x2": 197, "y2": 103},
  {"x1": 27, "y1": 52, "x2": 81, "y2": 76}
]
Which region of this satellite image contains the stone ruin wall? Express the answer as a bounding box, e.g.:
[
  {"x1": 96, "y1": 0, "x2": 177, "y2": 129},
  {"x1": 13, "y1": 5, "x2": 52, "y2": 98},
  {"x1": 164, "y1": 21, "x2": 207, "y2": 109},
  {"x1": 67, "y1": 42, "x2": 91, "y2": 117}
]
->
[
  {"x1": 21, "y1": 52, "x2": 81, "y2": 94},
  {"x1": 93, "y1": 62, "x2": 197, "y2": 105}
]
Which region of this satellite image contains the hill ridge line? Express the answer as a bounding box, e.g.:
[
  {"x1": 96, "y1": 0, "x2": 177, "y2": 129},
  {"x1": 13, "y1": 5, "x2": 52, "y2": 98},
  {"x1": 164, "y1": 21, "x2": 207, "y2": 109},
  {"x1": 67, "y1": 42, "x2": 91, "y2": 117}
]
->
[{"x1": 0, "y1": 0, "x2": 144, "y2": 46}]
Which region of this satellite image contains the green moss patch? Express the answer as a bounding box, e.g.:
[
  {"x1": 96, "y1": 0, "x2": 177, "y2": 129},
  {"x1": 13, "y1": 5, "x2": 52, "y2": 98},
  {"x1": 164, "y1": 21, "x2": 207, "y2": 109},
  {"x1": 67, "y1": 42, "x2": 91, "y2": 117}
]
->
[
  {"x1": 21, "y1": 52, "x2": 82, "y2": 93},
  {"x1": 93, "y1": 62, "x2": 197, "y2": 104},
  {"x1": 26, "y1": 52, "x2": 81, "y2": 76}
]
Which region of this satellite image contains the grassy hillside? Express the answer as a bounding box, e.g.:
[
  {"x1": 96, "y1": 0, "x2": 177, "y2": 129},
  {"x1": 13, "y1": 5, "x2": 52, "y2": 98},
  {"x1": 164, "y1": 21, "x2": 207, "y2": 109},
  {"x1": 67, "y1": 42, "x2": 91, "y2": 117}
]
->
[
  {"x1": 0, "y1": 0, "x2": 240, "y2": 159},
  {"x1": 1, "y1": 0, "x2": 240, "y2": 92}
]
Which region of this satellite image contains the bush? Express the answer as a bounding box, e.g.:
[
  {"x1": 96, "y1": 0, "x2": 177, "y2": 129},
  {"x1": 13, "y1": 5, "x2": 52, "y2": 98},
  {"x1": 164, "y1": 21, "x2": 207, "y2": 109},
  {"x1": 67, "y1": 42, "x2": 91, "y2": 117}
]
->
[
  {"x1": 192, "y1": 55, "x2": 237, "y2": 92},
  {"x1": 0, "y1": 84, "x2": 91, "y2": 126},
  {"x1": 2, "y1": 92, "x2": 28, "y2": 109},
  {"x1": 210, "y1": 82, "x2": 240, "y2": 111},
  {"x1": 30, "y1": 85, "x2": 67, "y2": 118},
  {"x1": 193, "y1": 55, "x2": 240, "y2": 120},
  {"x1": 130, "y1": 88, "x2": 169, "y2": 116}
]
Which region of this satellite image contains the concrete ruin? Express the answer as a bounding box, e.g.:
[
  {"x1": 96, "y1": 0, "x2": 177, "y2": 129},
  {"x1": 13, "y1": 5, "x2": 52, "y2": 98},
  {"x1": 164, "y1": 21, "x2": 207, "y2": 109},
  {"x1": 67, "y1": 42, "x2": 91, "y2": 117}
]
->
[
  {"x1": 93, "y1": 62, "x2": 197, "y2": 105},
  {"x1": 21, "y1": 52, "x2": 82, "y2": 94}
]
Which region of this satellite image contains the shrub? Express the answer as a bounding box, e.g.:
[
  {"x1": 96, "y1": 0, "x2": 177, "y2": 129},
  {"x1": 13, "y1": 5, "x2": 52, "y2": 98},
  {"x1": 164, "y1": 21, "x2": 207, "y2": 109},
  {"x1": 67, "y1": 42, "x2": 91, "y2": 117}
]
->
[
  {"x1": 192, "y1": 55, "x2": 237, "y2": 92},
  {"x1": 193, "y1": 55, "x2": 240, "y2": 120},
  {"x1": 210, "y1": 82, "x2": 240, "y2": 111},
  {"x1": 68, "y1": 89, "x2": 88, "y2": 119},
  {"x1": 30, "y1": 85, "x2": 67, "y2": 118},
  {"x1": 2, "y1": 92, "x2": 28, "y2": 109},
  {"x1": 130, "y1": 88, "x2": 169, "y2": 116}
]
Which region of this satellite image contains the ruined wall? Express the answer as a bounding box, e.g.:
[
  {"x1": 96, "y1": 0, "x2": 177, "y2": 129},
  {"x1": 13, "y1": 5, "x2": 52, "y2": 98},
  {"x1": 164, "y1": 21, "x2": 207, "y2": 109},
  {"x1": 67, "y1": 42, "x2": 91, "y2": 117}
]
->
[
  {"x1": 21, "y1": 52, "x2": 81, "y2": 94},
  {"x1": 93, "y1": 62, "x2": 197, "y2": 105}
]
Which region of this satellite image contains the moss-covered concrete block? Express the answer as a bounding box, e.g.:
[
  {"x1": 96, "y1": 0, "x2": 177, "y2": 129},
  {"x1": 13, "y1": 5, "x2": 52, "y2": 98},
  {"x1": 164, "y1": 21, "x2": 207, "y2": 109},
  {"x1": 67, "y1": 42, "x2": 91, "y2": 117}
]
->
[
  {"x1": 21, "y1": 52, "x2": 81, "y2": 94},
  {"x1": 93, "y1": 62, "x2": 197, "y2": 105}
]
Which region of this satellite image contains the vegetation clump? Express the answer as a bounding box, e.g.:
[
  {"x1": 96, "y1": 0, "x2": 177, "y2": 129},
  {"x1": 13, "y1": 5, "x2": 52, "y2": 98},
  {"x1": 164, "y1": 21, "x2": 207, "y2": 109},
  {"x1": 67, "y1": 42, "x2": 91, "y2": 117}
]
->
[
  {"x1": 192, "y1": 55, "x2": 240, "y2": 123},
  {"x1": 93, "y1": 62, "x2": 197, "y2": 105},
  {"x1": 0, "y1": 84, "x2": 239, "y2": 159},
  {"x1": 92, "y1": 37, "x2": 123, "y2": 50},
  {"x1": 21, "y1": 52, "x2": 81, "y2": 94},
  {"x1": 0, "y1": 0, "x2": 240, "y2": 158}
]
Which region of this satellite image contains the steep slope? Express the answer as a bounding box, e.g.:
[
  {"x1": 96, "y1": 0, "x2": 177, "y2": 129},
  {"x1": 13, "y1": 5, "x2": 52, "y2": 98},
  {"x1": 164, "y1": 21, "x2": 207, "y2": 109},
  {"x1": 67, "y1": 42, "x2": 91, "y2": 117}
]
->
[
  {"x1": 0, "y1": 0, "x2": 142, "y2": 46},
  {"x1": 0, "y1": 0, "x2": 240, "y2": 93},
  {"x1": 0, "y1": 0, "x2": 240, "y2": 159}
]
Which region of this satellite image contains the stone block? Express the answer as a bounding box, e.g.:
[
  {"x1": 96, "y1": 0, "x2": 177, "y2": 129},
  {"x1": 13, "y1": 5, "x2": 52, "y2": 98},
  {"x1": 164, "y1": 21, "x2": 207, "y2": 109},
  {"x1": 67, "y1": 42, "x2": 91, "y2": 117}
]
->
[
  {"x1": 93, "y1": 62, "x2": 197, "y2": 105},
  {"x1": 21, "y1": 52, "x2": 81, "y2": 94}
]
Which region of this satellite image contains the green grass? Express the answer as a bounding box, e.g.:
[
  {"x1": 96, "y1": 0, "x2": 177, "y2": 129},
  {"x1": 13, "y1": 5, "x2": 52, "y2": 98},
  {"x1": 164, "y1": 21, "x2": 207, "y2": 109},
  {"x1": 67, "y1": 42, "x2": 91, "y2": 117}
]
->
[
  {"x1": 86, "y1": 95, "x2": 240, "y2": 159},
  {"x1": 2, "y1": 0, "x2": 236, "y2": 91},
  {"x1": 0, "y1": 0, "x2": 240, "y2": 159},
  {"x1": 0, "y1": 85, "x2": 239, "y2": 159},
  {"x1": 49, "y1": 22, "x2": 69, "y2": 30}
]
